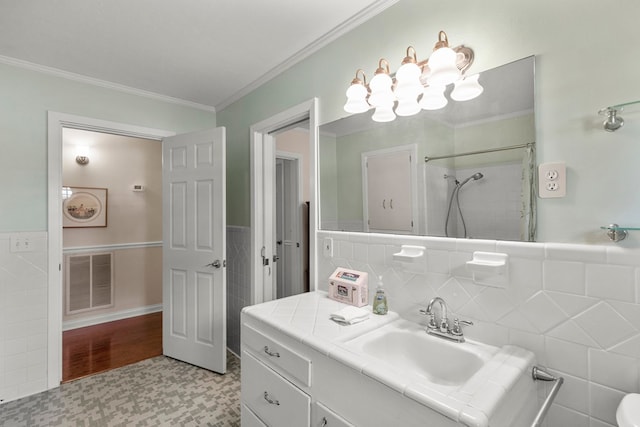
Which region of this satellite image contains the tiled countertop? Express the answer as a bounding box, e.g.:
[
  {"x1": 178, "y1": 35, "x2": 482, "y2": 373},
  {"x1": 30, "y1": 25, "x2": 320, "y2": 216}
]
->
[{"x1": 242, "y1": 291, "x2": 536, "y2": 427}]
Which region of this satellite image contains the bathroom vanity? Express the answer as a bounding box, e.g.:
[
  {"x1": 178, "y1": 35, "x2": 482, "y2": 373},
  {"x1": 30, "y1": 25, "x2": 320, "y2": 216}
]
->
[{"x1": 240, "y1": 291, "x2": 539, "y2": 427}]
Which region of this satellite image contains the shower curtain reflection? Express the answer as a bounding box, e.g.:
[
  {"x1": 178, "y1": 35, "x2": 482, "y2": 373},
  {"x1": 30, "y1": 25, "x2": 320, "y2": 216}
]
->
[{"x1": 425, "y1": 143, "x2": 536, "y2": 241}]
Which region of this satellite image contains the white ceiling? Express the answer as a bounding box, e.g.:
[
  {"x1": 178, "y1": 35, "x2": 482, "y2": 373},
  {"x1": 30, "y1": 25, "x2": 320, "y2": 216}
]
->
[{"x1": 0, "y1": 0, "x2": 396, "y2": 110}]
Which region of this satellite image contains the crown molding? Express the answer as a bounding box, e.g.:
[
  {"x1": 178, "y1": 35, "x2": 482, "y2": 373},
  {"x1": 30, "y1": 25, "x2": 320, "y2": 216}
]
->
[
  {"x1": 0, "y1": 54, "x2": 217, "y2": 113},
  {"x1": 214, "y1": 0, "x2": 400, "y2": 112}
]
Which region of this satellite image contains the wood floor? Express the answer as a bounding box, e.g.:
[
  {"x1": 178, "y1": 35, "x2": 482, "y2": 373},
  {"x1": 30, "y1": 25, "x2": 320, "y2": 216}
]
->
[{"x1": 62, "y1": 312, "x2": 163, "y2": 383}]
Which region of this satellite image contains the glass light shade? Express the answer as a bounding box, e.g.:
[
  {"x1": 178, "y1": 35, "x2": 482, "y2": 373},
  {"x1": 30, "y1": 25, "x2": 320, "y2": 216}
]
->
[
  {"x1": 368, "y1": 72, "x2": 394, "y2": 107},
  {"x1": 395, "y1": 61, "x2": 423, "y2": 102},
  {"x1": 427, "y1": 47, "x2": 461, "y2": 86},
  {"x1": 395, "y1": 98, "x2": 421, "y2": 117},
  {"x1": 344, "y1": 83, "x2": 370, "y2": 113},
  {"x1": 372, "y1": 105, "x2": 396, "y2": 122},
  {"x1": 396, "y1": 62, "x2": 421, "y2": 87},
  {"x1": 419, "y1": 85, "x2": 448, "y2": 110},
  {"x1": 450, "y1": 74, "x2": 484, "y2": 101}
]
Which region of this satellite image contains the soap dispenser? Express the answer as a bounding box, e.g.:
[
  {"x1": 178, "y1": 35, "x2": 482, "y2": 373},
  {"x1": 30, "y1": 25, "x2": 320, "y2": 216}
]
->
[{"x1": 372, "y1": 276, "x2": 388, "y2": 315}]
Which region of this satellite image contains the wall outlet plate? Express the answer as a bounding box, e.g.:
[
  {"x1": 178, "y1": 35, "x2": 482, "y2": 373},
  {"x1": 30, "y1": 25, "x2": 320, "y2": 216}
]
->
[
  {"x1": 10, "y1": 235, "x2": 33, "y2": 252},
  {"x1": 539, "y1": 162, "x2": 566, "y2": 198}
]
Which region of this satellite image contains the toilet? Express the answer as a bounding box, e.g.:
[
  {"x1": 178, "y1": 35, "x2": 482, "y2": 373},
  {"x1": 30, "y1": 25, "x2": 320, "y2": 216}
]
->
[{"x1": 617, "y1": 394, "x2": 640, "y2": 427}]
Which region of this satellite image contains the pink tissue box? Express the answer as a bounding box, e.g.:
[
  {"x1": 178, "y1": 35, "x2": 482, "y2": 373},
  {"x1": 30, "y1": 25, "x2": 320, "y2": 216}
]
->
[{"x1": 328, "y1": 268, "x2": 368, "y2": 307}]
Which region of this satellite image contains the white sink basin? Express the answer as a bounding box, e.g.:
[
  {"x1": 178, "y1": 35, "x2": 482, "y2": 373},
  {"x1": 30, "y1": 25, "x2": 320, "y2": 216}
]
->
[{"x1": 344, "y1": 319, "x2": 498, "y2": 387}]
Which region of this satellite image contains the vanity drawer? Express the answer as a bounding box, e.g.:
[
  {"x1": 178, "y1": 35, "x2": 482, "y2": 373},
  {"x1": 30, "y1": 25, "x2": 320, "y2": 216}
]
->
[
  {"x1": 243, "y1": 323, "x2": 311, "y2": 386},
  {"x1": 241, "y1": 404, "x2": 267, "y2": 427},
  {"x1": 313, "y1": 401, "x2": 355, "y2": 427},
  {"x1": 242, "y1": 350, "x2": 311, "y2": 427}
]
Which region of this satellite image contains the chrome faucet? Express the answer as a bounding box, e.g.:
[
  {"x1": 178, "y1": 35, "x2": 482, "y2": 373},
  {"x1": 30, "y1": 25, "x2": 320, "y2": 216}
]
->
[
  {"x1": 420, "y1": 297, "x2": 473, "y2": 343},
  {"x1": 426, "y1": 297, "x2": 448, "y2": 332}
]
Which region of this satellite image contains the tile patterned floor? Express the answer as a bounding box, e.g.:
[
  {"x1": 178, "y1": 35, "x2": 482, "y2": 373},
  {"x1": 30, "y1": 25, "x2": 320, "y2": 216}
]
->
[{"x1": 0, "y1": 353, "x2": 241, "y2": 427}]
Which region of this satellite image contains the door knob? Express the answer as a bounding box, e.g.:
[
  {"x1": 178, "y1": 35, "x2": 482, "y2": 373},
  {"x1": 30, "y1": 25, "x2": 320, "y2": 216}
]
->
[{"x1": 206, "y1": 260, "x2": 222, "y2": 268}]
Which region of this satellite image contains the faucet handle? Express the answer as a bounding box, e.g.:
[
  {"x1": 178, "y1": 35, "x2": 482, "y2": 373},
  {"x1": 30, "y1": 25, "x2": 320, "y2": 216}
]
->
[
  {"x1": 419, "y1": 308, "x2": 438, "y2": 330},
  {"x1": 451, "y1": 318, "x2": 473, "y2": 336}
]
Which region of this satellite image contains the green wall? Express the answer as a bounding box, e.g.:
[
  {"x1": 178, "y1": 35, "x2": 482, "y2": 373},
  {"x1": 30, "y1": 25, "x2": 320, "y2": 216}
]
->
[
  {"x1": 0, "y1": 62, "x2": 216, "y2": 232},
  {"x1": 218, "y1": 0, "x2": 640, "y2": 243}
]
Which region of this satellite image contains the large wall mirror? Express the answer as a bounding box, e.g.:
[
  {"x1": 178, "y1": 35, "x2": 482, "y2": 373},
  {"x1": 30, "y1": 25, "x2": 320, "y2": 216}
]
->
[{"x1": 319, "y1": 56, "x2": 536, "y2": 241}]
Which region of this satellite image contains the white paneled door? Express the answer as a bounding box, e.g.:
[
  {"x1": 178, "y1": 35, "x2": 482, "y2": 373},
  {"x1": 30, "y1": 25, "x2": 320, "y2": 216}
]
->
[{"x1": 162, "y1": 128, "x2": 226, "y2": 374}]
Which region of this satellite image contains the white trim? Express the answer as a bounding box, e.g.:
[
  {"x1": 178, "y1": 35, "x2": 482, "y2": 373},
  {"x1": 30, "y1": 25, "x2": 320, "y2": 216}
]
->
[
  {"x1": 47, "y1": 111, "x2": 175, "y2": 390},
  {"x1": 0, "y1": 0, "x2": 400, "y2": 114},
  {"x1": 63, "y1": 304, "x2": 163, "y2": 331},
  {"x1": 452, "y1": 109, "x2": 535, "y2": 129},
  {"x1": 63, "y1": 241, "x2": 162, "y2": 254},
  {"x1": 215, "y1": 0, "x2": 399, "y2": 111},
  {"x1": 250, "y1": 99, "x2": 318, "y2": 305},
  {"x1": 0, "y1": 55, "x2": 216, "y2": 112},
  {"x1": 0, "y1": 231, "x2": 47, "y2": 239}
]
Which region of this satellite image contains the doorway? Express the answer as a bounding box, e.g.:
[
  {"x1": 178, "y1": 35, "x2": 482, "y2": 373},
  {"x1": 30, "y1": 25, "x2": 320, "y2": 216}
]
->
[
  {"x1": 48, "y1": 112, "x2": 175, "y2": 388},
  {"x1": 249, "y1": 99, "x2": 318, "y2": 305},
  {"x1": 60, "y1": 128, "x2": 163, "y2": 381}
]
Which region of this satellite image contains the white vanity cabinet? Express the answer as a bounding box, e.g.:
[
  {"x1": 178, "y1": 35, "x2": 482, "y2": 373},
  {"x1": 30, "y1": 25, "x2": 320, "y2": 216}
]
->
[
  {"x1": 313, "y1": 402, "x2": 355, "y2": 427},
  {"x1": 241, "y1": 292, "x2": 537, "y2": 427},
  {"x1": 240, "y1": 304, "x2": 457, "y2": 427},
  {"x1": 241, "y1": 350, "x2": 310, "y2": 426},
  {"x1": 241, "y1": 317, "x2": 360, "y2": 427}
]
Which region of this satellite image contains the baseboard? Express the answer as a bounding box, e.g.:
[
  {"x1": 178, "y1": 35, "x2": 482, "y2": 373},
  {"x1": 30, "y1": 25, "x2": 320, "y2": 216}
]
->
[{"x1": 63, "y1": 304, "x2": 163, "y2": 331}]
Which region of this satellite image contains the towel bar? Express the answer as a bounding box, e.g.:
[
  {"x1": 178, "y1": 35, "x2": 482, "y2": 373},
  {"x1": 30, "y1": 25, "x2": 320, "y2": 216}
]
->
[{"x1": 531, "y1": 366, "x2": 564, "y2": 427}]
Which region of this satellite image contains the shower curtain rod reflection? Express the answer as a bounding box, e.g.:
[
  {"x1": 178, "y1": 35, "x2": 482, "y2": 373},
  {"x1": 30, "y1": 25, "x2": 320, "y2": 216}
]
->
[{"x1": 424, "y1": 142, "x2": 535, "y2": 163}]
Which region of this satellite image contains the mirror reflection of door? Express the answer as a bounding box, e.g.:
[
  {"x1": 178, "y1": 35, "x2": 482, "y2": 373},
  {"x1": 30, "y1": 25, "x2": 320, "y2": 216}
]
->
[{"x1": 274, "y1": 126, "x2": 311, "y2": 298}]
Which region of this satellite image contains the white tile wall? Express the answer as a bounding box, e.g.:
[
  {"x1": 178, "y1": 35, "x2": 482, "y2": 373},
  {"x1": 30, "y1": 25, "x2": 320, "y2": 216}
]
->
[
  {"x1": 317, "y1": 230, "x2": 640, "y2": 427},
  {"x1": 425, "y1": 163, "x2": 524, "y2": 240},
  {"x1": 0, "y1": 228, "x2": 252, "y2": 404},
  {"x1": 3, "y1": 225, "x2": 638, "y2": 426},
  {"x1": 0, "y1": 232, "x2": 48, "y2": 404}
]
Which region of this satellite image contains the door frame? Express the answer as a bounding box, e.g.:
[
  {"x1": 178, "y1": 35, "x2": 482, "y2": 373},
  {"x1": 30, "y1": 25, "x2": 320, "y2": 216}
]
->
[
  {"x1": 47, "y1": 111, "x2": 174, "y2": 388},
  {"x1": 249, "y1": 98, "x2": 318, "y2": 305}
]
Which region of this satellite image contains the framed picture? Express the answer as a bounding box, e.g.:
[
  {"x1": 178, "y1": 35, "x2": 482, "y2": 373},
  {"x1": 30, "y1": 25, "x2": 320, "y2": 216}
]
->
[{"x1": 62, "y1": 186, "x2": 108, "y2": 228}]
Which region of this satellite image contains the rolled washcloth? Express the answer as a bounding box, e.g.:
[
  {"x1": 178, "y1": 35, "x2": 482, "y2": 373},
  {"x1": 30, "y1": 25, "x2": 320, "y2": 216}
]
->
[{"x1": 329, "y1": 305, "x2": 370, "y2": 325}]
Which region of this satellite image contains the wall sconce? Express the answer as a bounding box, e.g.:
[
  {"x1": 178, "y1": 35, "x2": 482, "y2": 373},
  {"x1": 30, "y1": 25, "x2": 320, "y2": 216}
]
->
[
  {"x1": 75, "y1": 145, "x2": 90, "y2": 165},
  {"x1": 344, "y1": 30, "x2": 483, "y2": 122}
]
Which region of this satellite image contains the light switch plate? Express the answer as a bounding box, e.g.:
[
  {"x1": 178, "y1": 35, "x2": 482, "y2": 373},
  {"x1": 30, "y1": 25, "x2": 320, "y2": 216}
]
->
[
  {"x1": 539, "y1": 162, "x2": 566, "y2": 198},
  {"x1": 323, "y1": 238, "x2": 333, "y2": 257}
]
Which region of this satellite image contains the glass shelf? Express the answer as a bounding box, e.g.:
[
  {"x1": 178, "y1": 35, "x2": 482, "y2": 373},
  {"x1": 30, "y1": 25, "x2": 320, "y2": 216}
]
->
[
  {"x1": 608, "y1": 100, "x2": 640, "y2": 111},
  {"x1": 599, "y1": 226, "x2": 640, "y2": 231},
  {"x1": 600, "y1": 224, "x2": 638, "y2": 242}
]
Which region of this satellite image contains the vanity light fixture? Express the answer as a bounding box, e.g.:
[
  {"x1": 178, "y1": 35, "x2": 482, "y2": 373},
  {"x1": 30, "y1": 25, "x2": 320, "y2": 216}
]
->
[{"x1": 343, "y1": 31, "x2": 483, "y2": 122}]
